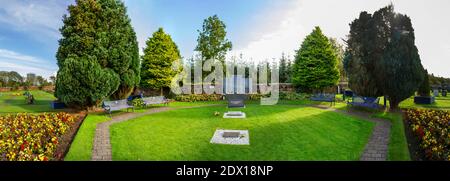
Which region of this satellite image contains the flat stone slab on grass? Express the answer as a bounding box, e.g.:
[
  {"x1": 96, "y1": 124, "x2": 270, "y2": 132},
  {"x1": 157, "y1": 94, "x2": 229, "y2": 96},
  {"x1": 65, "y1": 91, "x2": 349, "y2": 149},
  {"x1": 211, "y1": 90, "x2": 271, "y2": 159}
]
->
[
  {"x1": 222, "y1": 131, "x2": 240, "y2": 138},
  {"x1": 210, "y1": 129, "x2": 249, "y2": 145},
  {"x1": 223, "y1": 111, "x2": 246, "y2": 118}
]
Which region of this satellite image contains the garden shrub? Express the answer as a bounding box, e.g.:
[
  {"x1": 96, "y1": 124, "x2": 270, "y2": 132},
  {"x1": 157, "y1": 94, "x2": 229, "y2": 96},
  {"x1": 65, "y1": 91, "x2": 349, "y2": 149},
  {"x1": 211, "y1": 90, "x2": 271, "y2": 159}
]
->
[
  {"x1": 405, "y1": 109, "x2": 449, "y2": 160},
  {"x1": 0, "y1": 113, "x2": 77, "y2": 161},
  {"x1": 248, "y1": 92, "x2": 308, "y2": 101},
  {"x1": 132, "y1": 98, "x2": 145, "y2": 108},
  {"x1": 174, "y1": 94, "x2": 223, "y2": 102},
  {"x1": 173, "y1": 92, "x2": 309, "y2": 102},
  {"x1": 279, "y1": 92, "x2": 309, "y2": 100}
]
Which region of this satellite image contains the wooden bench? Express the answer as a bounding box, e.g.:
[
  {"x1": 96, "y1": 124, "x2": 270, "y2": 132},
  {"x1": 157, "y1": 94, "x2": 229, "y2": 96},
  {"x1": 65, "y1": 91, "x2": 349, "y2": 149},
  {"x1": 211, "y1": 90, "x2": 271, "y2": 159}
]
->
[
  {"x1": 102, "y1": 99, "x2": 134, "y2": 116},
  {"x1": 142, "y1": 96, "x2": 169, "y2": 107},
  {"x1": 310, "y1": 93, "x2": 336, "y2": 106},
  {"x1": 347, "y1": 96, "x2": 380, "y2": 110}
]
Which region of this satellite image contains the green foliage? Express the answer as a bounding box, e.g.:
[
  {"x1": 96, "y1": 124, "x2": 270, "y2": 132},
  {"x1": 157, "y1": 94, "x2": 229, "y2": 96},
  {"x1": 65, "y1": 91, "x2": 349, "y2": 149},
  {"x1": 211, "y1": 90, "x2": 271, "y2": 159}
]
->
[
  {"x1": 429, "y1": 73, "x2": 450, "y2": 87},
  {"x1": 140, "y1": 28, "x2": 181, "y2": 92},
  {"x1": 195, "y1": 14, "x2": 232, "y2": 76},
  {"x1": 55, "y1": 0, "x2": 139, "y2": 108},
  {"x1": 174, "y1": 94, "x2": 223, "y2": 102},
  {"x1": 418, "y1": 70, "x2": 431, "y2": 96},
  {"x1": 0, "y1": 71, "x2": 24, "y2": 87},
  {"x1": 292, "y1": 27, "x2": 340, "y2": 92},
  {"x1": 329, "y1": 38, "x2": 346, "y2": 81},
  {"x1": 55, "y1": 56, "x2": 120, "y2": 108},
  {"x1": 345, "y1": 11, "x2": 384, "y2": 97},
  {"x1": 98, "y1": 0, "x2": 140, "y2": 99},
  {"x1": 346, "y1": 5, "x2": 425, "y2": 109},
  {"x1": 279, "y1": 53, "x2": 291, "y2": 83},
  {"x1": 279, "y1": 92, "x2": 309, "y2": 100},
  {"x1": 132, "y1": 98, "x2": 145, "y2": 108}
]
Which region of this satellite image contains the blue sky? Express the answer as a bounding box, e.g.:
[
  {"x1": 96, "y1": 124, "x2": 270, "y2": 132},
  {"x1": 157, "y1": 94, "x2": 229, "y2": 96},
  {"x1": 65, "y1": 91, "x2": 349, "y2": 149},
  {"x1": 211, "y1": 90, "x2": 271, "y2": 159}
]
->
[{"x1": 1, "y1": 0, "x2": 450, "y2": 78}]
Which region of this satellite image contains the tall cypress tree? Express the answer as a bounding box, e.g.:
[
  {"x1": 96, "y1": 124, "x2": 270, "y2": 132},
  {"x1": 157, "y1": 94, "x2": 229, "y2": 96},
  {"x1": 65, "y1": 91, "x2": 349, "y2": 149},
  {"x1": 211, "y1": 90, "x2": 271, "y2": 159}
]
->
[
  {"x1": 140, "y1": 28, "x2": 182, "y2": 95},
  {"x1": 292, "y1": 27, "x2": 340, "y2": 92},
  {"x1": 345, "y1": 11, "x2": 383, "y2": 97},
  {"x1": 279, "y1": 52, "x2": 288, "y2": 83},
  {"x1": 55, "y1": 0, "x2": 120, "y2": 109},
  {"x1": 346, "y1": 5, "x2": 425, "y2": 110},
  {"x1": 55, "y1": 0, "x2": 139, "y2": 108},
  {"x1": 379, "y1": 12, "x2": 424, "y2": 109},
  {"x1": 97, "y1": 0, "x2": 140, "y2": 99}
]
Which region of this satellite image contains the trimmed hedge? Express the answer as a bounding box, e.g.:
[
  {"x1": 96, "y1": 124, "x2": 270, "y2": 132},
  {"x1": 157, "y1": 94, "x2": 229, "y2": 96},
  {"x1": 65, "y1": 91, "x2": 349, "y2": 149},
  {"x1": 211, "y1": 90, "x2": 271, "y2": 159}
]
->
[
  {"x1": 173, "y1": 92, "x2": 309, "y2": 102},
  {"x1": 174, "y1": 94, "x2": 224, "y2": 102}
]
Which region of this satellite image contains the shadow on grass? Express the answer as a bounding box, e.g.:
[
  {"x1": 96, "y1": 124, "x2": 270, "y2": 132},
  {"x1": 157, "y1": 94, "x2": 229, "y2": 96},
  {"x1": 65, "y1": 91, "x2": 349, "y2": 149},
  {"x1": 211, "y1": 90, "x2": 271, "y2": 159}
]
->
[{"x1": 110, "y1": 106, "x2": 374, "y2": 161}]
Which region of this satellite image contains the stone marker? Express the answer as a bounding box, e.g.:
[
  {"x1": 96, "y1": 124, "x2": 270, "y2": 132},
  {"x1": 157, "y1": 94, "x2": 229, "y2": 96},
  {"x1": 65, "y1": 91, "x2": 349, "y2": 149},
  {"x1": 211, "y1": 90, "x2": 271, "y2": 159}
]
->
[
  {"x1": 223, "y1": 111, "x2": 246, "y2": 118},
  {"x1": 222, "y1": 132, "x2": 240, "y2": 138}
]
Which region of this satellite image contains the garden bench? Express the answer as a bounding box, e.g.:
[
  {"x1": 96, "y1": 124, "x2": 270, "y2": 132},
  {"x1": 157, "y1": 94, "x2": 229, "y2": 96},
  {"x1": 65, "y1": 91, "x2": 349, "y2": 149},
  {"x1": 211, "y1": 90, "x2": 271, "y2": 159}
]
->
[
  {"x1": 347, "y1": 96, "x2": 380, "y2": 110},
  {"x1": 142, "y1": 96, "x2": 169, "y2": 107},
  {"x1": 102, "y1": 99, "x2": 134, "y2": 116},
  {"x1": 225, "y1": 94, "x2": 247, "y2": 108},
  {"x1": 310, "y1": 93, "x2": 336, "y2": 106}
]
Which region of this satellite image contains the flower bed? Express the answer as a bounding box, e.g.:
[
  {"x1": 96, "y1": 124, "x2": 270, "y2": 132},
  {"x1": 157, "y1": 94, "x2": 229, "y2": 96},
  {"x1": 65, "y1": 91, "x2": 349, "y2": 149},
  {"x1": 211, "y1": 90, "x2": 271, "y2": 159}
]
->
[
  {"x1": 0, "y1": 113, "x2": 77, "y2": 161},
  {"x1": 174, "y1": 94, "x2": 224, "y2": 102},
  {"x1": 405, "y1": 109, "x2": 450, "y2": 160}
]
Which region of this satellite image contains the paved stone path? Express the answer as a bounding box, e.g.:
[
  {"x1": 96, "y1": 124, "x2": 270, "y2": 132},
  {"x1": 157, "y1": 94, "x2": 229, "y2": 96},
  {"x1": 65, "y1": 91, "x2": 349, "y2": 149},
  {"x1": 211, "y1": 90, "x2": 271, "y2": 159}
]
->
[
  {"x1": 91, "y1": 105, "x2": 219, "y2": 161},
  {"x1": 311, "y1": 105, "x2": 391, "y2": 161}
]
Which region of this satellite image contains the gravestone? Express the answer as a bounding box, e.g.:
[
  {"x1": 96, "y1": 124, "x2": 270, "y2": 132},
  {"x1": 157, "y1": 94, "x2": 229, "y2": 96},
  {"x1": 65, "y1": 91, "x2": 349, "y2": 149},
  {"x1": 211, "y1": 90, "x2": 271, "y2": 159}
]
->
[
  {"x1": 442, "y1": 90, "x2": 447, "y2": 97},
  {"x1": 433, "y1": 89, "x2": 439, "y2": 97},
  {"x1": 225, "y1": 94, "x2": 247, "y2": 108}
]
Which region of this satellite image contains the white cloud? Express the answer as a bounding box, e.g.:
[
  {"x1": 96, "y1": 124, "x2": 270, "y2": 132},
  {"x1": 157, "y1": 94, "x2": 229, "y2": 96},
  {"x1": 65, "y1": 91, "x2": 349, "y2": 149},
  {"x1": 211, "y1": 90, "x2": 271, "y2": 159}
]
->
[
  {"x1": 229, "y1": 0, "x2": 450, "y2": 77},
  {"x1": 0, "y1": 49, "x2": 57, "y2": 78},
  {"x1": 229, "y1": 1, "x2": 306, "y2": 62},
  {"x1": 0, "y1": 0, "x2": 71, "y2": 39}
]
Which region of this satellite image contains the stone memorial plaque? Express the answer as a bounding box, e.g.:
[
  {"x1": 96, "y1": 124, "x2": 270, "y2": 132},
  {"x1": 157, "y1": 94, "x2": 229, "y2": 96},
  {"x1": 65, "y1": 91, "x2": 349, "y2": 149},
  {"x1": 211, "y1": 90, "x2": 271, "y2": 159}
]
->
[{"x1": 222, "y1": 132, "x2": 240, "y2": 138}]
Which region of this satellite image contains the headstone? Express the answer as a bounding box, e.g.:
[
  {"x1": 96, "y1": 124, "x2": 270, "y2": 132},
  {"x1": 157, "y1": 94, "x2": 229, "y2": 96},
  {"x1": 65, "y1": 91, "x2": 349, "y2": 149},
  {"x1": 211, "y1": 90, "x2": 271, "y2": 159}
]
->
[
  {"x1": 442, "y1": 90, "x2": 447, "y2": 97},
  {"x1": 433, "y1": 89, "x2": 439, "y2": 97},
  {"x1": 225, "y1": 94, "x2": 247, "y2": 108}
]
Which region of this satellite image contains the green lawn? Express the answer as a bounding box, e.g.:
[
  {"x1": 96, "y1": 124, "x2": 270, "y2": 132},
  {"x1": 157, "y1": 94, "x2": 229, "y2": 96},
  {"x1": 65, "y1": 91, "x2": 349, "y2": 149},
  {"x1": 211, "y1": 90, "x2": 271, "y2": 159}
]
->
[
  {"x1": 107, "y1": 104, "x2": 374, "y2": 160},
  {"x1": 0, "y1": 90, "x2": 56, "y2": 113},
  {"x1": 399, "y1": 96, "x2": 450, "y2": 110},
  {"x1": 64, "y1": 102, "x2": 225, "y2": 160}
]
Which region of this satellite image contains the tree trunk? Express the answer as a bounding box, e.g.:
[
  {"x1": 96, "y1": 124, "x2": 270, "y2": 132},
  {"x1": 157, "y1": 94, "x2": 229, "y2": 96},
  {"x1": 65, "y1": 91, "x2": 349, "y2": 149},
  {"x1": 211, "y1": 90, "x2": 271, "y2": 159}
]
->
[
  {"x1": 160, "y1": 87, "x2": 163, "y2": 96},
  {"x1": 111, "y1": 85, "x2": 134, "y2": 100},
  {"x1": 389, "y1": 98, "x2": 399, "y2": 111}
]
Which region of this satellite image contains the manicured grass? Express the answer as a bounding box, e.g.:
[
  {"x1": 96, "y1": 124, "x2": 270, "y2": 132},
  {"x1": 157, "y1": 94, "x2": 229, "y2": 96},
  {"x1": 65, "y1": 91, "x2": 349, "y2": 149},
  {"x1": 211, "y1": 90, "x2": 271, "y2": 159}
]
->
[
  {"x1": 109, "y1": 105, "x2": 374, "y2": 160},
  {"x1": 64, "y1": 113, "x2": 112, "y2": 160},
  {"x1": 372, "y1": 112, "x2": 411, "y2": 161},
  {"x1": 0, "y1": 90, "x2": 56, "y2": 113},
  {"x1": 399, "y1": 96, "x2": 450, "y2": 110}
]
